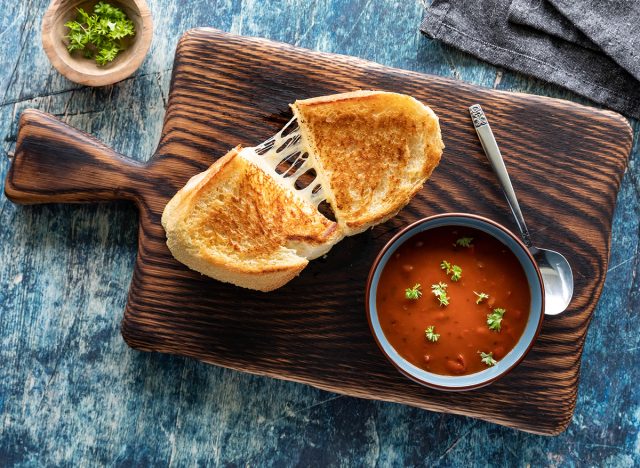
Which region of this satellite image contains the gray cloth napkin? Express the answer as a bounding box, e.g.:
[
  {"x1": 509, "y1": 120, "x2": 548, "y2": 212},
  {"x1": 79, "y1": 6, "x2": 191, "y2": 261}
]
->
[
  {"x1": 508, "y1": 0, "x2": 599, "y2": 51},
  {"x1": 550, "y1": 0, "x2": 640, "y2": 82},
  {"x1": 420, "y1": 0, "x2": 640, "y2": 119}
]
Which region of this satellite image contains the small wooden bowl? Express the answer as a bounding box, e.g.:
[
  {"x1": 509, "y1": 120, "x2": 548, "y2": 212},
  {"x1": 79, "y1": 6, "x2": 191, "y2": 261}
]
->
[{"x1": 42, "y1": 0, "x2": 153, "y2": 86}]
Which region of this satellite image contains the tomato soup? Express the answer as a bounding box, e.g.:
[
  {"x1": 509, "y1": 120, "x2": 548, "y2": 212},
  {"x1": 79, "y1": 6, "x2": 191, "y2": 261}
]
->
[{"x1": 376, "y1": 226, "x2": 530, "y2": 376}]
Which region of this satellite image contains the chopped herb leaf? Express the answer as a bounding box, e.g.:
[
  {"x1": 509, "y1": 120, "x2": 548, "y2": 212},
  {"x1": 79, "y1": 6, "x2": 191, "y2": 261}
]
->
[
  {"x1": 478, "y1": 351, "x2": 498, "y2": 367},
  {"x1": 65, "y1": 2, "x2": 135, "y2": 66},
  {"x1": 455, "y1": 237, "x2": 474, "y2": 248},
  {"x1": 487, "y1": 308, "x2": 506, "y2": 331},
  {"x1": 440, "y1": 260, "x2": 462, "y2": 281},
  {"x1": 431, "y1": 282, "x2": 450, "y2": 306},
  {"x1": 405, "y1": 283, "x2": 422, "y2": 300},
  {"x1": 474, "y1": 291, "x2": 489, "y2": 304},
  {"x1": 425, "y1": 326, "x2": 440, "y2": 342}
]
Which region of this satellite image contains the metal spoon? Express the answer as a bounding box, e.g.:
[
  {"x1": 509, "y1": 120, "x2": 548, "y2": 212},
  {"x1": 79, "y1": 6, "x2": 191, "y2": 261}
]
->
[{"x1": 469, "y1": 104, "x2": 574, "y2": 315}]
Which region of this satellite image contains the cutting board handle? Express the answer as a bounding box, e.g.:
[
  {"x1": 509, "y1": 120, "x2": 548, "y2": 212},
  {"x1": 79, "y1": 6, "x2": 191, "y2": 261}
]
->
[{"x1": 4, "y1": 109, "x2": 147, "y2": 204}]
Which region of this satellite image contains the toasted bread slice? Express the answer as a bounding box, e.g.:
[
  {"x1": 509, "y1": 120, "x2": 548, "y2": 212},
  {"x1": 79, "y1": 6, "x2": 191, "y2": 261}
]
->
[
  {"x1": 292, "y1": 90, "x2": 444, "y2": 235},
  {"x1": 161, "y1": 147, "x2": 341, "y2": 292}
]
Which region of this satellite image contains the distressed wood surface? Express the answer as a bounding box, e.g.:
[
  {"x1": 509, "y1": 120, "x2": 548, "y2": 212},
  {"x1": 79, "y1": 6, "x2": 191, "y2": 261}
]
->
[
  {"x1": 0, "y1": 0, "x2": 638, "y2": 465},
  {"x1": 4, "y1": 28, "x2": 632, "y2": 436}
]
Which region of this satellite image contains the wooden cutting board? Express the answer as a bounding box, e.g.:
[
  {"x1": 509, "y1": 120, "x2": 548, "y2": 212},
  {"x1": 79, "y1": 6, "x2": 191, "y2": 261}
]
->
[{"x1": 4, "y1": 28, "x2": 632, "y2": 435}]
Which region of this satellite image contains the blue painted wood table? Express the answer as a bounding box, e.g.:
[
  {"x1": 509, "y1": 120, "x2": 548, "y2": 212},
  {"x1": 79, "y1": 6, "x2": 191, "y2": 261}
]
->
[{"x1": 0, "y1": 0, "x2": 638, "y2": 465}]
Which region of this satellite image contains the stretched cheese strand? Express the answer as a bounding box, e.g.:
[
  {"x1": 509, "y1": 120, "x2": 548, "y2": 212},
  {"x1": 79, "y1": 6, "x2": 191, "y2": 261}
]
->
[{"x1": 237, "y1": 117, "x2": 326, "y2": 209}]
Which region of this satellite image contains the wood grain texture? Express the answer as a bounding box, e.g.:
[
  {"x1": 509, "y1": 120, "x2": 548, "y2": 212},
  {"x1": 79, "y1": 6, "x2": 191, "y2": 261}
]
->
[{"x1": 4, "y1": 28, "x2": 632, "y2": 436}]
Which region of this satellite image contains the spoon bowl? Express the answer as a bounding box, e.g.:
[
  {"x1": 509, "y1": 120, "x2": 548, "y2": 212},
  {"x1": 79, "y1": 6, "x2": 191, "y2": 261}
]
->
[
  {"x1": 469, "y1": 104, "x2": 574, "y2": 315},
  {"x1": 531, "y1": 247, "x2": 574, "y2": 315}
]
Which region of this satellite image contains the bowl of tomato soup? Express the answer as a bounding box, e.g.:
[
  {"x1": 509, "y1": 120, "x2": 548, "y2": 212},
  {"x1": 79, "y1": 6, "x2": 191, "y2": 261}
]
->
[{"x1": 366, "y1": 213, "x2": 544, "y2": 391}]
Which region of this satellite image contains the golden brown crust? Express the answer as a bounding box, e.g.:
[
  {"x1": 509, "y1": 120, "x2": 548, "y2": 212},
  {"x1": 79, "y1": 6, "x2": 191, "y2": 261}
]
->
[
  {"x1": 161, "y1": 147, "x2": 340, "y2": 291},
  {"x1": 293, "y1": 90, "x2": 444, "y2": 235},
  {"x1": 163, "y1": 90, "x2": 444, "y2": 291}
]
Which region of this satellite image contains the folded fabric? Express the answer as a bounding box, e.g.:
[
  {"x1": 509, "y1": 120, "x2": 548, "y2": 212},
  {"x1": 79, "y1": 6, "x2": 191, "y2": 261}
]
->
[
  {"x1": 549, "y1": 0, "x2": 640, "y2": 83},
  {"x1": 420, "y1": 0, "x2": 640, "y2": 119},
  {"x1": 508, "y1": 0, "x2": 598, "y2": 51}
]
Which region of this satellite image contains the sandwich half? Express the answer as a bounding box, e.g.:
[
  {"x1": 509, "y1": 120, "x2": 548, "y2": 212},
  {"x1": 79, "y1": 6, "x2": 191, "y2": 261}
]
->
[
  {"x1": 161, "y1": 147, "x2": 341, "y2": 292},
  {"x1": 292, "y1": 90, "x2": 444, "y2": 236}
]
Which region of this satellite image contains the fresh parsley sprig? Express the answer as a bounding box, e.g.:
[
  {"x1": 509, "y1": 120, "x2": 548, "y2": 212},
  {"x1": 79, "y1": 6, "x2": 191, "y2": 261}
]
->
[
  {"x1": 405, "y1": 283, "x2": 422, "y2": 300},
  {"x1": 65, "y1": 2, "x2": 136, "y2": 66},
  {"x1": 425, "y1": 326, "x2": 440, "y2": 342},
  {"x1": 478, "y1": 351, "x2": 498, "y2": 367},
  {"x1": 440, "y1": 260, "x2": 462, "y2": 281},
  {"x1": 474, "y1": 291, "x2": 489, "y2": 304},
  {"x1": 455, "y1": 237, "x2": 473, "y2": 248},
  {"x1": 431, "y1": 282, "x2": 449, "y2": 306},
  {"x1": 487, "y1": 308, "x2": 506, "y2": 331}
]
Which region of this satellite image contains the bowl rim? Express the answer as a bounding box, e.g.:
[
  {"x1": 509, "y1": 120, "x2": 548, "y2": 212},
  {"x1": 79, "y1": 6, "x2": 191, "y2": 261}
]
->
[
  {"x1": 365, "y1": 212, "x2": 545, "y2": 391},
  {"x1": 41, "y1": 0, "x2": 153, "y2": 87}
]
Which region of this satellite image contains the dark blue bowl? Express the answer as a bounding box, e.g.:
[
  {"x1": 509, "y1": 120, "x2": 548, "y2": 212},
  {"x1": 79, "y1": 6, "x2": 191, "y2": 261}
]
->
[{"x1": 366, "y1": 213, "x2": 545, "y2": 391}]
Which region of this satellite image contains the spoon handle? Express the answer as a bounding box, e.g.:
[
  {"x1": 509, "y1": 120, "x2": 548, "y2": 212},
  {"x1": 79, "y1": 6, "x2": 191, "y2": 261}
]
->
[{"x1": 469, "y1": 104, "x2": 532, "y2": 248}]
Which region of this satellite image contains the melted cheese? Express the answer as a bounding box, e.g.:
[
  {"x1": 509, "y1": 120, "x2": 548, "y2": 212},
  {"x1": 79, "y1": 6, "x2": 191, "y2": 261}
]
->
[{"x1": 237, "y1": 117, "x2": 326, "y2": 208}]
